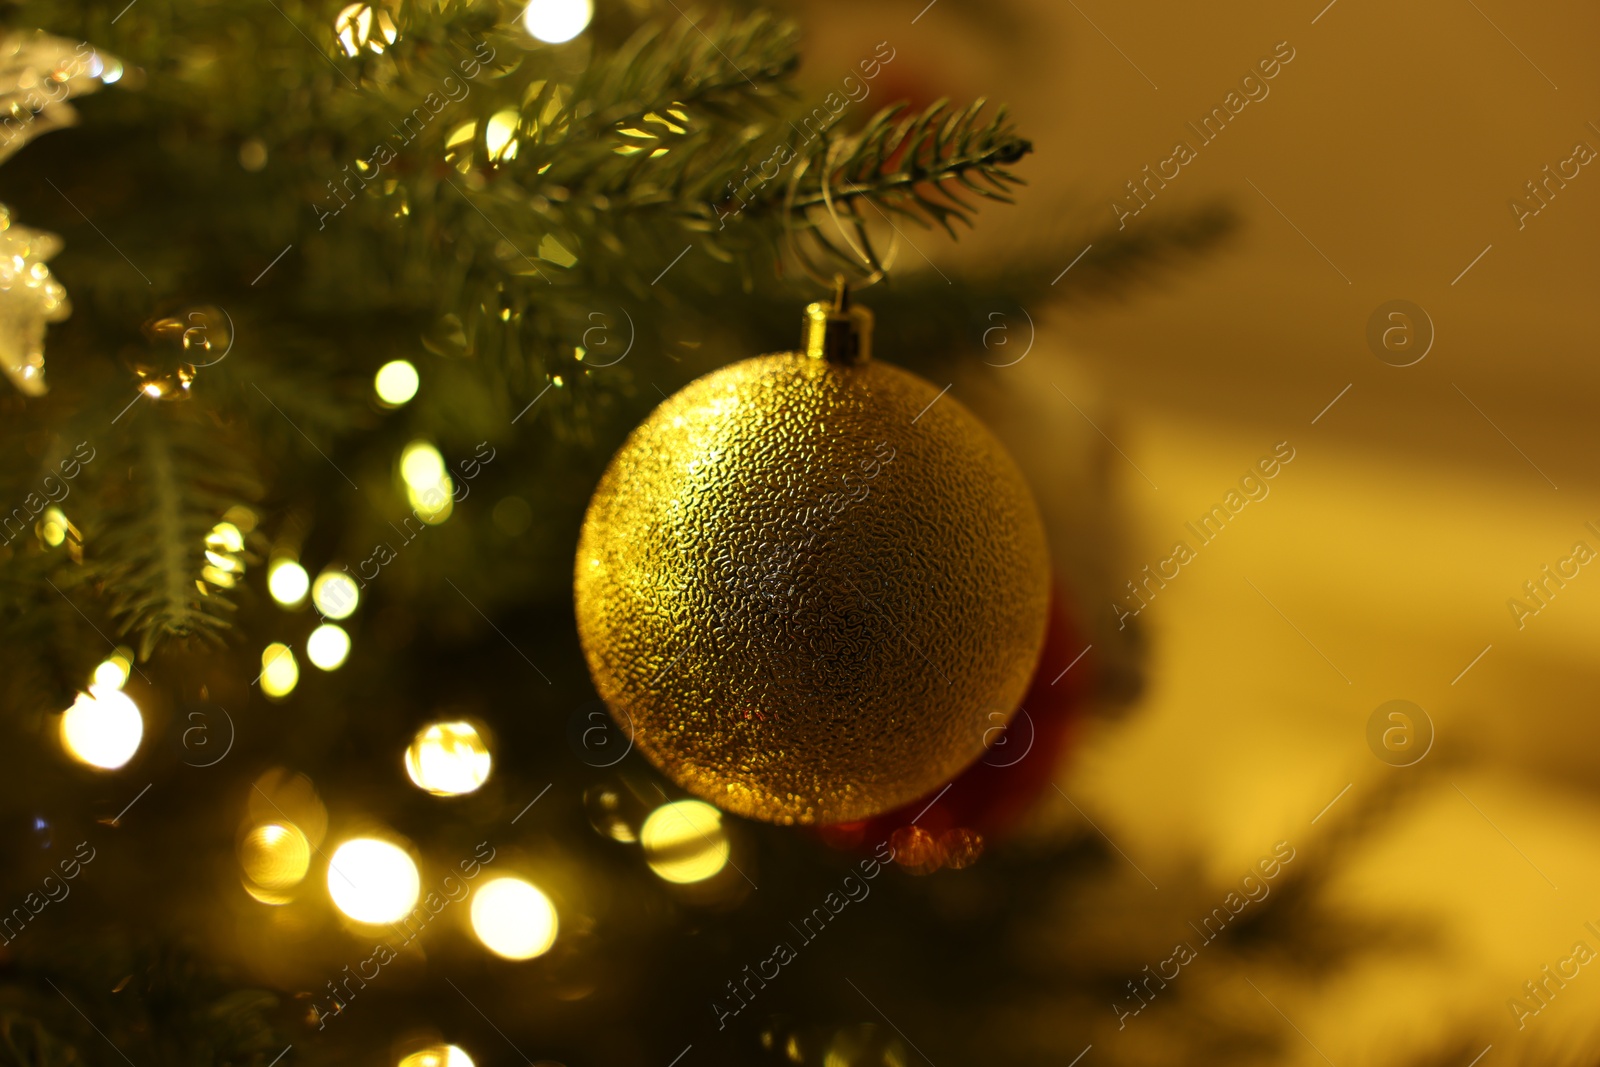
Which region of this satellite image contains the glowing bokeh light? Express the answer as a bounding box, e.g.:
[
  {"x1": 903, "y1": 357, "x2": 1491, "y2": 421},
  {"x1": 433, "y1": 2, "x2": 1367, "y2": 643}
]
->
[
  {"x1": 327, "y1": 838, "x2": 420, "y2": 924},
  {"x1": 641, "y1": 799, "x2": 730, "y2": 884},
  {"x1": 240, "y1": 822, "x2": 312, "y2": 891},
  {"x1": 242, "y1": 880, "x2": 294, "y2": 906},
  {"x1": 260, "y1": 643, "x2": 299, "y2": 699},
  {"x1": 400, "y1": 440, "x2": 455, "y2": 524},
  {"x1": 374, "y1": 360, "x2": 420, "y2": 406},
  {"x1": 410, "y1": 484, "x2": 454, "y2": 524},
  {"x1": 312, "y1": 570, "x2": 360, "y2": 620},
  {"x1": 522, "y1": 0, "x2": 593, "y2": 44},
  {"x1": 485, "y1": 109, "x2": 520, "y2": 162},
  {"x1": 92, "y1": 650, "x2": 132, "y2": 690},
  {"x1": 470, "y1": 877, "x2": 558, "y2": 959},
  {"x1": 206, "y1": 522, "x2": 244, "y2": 554},
  {"x1": 202, "y1": 520, "x2": 247, "y2": 590},
  {"x1": 306, "y1": 623, "x2": 351, "y2": 671},
  {"x1": 398, "y1": 1046, "x2": 475, "y2": 1067},
  {"x1": 268, "y1": 559, "x2": 310, "y2": 607},
  {"x1": 38, "y1": 506, "x2": 73, "y2": 547},
  {"x1": 60, "y1": 687, "x2": 143, "y2": 770},
  {"x1": 404, "y1": 721, "x2": 492, "y2": 796},
  {"x1": 400, "y1": 441, "x2": 445, "y2": 488}
]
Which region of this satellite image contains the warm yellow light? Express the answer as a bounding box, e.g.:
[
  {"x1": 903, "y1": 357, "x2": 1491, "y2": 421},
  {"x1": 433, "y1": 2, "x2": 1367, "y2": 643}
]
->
[
  {"x1": 268, "y1": 560, "x2": 309, "y2": 607},
  {"x1": 260, "y1": 643, "x2": 299, "y2": 699},
  {"x1": 242, "y1": 880, "x2": 295, "y2": 906},
  {"x1": 240, "y1": 822, "x2": 312, "y2": 891},
  {"x1": 374, "y1": 360, "x2": 420, "y2": 406},
  {"x1": 641, "y1": 800, "x2": 730, "y2": 884},
  {"x1": 400, "y1": 441, "x2": 445, "y2": 488},
  {"x1": 400, "y1": 441, "x2": 455, "y2": 523},
  {"x1": 204, "y1": 550, "x2": 243, "y2": 574},
  {"x1": 408, "y1": 481, "x2": 454, "y2": 524},
  {"x1": 60, "y1": 686, "x2": 143, "y2": 770},
  {"x1": 206, "y1": 522, "x2": 244, "y2": 554},
  {"x1": 306, "y1": 624, "x2": 351, "y2": 671},
  {"x1": 485, "y1": 109, "x2": 520, "y2": 162},
  {"x1": 92, "y1": 650, "x2": 132, "y2": 690},
  {"x1": 202, "y1": 521, "x2": 248, "y2": 591},
  {"x1": 312, "y1": 570, "x2": 360, "y2": 620},
  {"x1": 328, "y1": 838, "x2": 420, "y2": 924},
  {"x1": 398, "y1": 1046, "x2": 475, "y2": 1067},
  {"x1": 404, "y1": 721, "x2": 492, "y2": 796},
  {"x1": 38, "y1": 506, "x2": 74, "y2": 547},
  {"x1": 470, "y1": 877, "x2": 558, "y2": 959},
  {"x1": 522, "y1": 0, "x2": 593, "y2": 43}
]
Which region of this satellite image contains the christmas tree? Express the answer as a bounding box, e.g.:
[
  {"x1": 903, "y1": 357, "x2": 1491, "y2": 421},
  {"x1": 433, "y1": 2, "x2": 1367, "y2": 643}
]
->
[{"x1": 0, "y1": 3, "x2": 1398, "y2": 1066}]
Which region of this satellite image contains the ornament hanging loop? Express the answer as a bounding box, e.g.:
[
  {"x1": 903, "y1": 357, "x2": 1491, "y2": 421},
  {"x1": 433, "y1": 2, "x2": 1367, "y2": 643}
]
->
[{"x1": 802, "y1": 275, "x2": 873, "y2": 365}]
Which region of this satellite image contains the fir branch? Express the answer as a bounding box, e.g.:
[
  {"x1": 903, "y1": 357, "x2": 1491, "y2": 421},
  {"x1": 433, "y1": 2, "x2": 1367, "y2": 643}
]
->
[
  {"x1": 787, "y1": 99, "x2": 1032, "y2": 222},
  {"x1": 478, "y1": 12, "x2": 799, "y2": 189},
  {"x1": 573, "y1": 10, "x2": 799, "y2": 134},
  {"x1": 769, "y1": 99, "x2": 1031, "y2": 277},
  {"x1": 92, "y1": 411, "x2": 261, "y2": 658}
]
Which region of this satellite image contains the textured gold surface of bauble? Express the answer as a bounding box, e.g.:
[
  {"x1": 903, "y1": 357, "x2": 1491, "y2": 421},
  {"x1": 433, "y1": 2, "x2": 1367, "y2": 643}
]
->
[{"x1": 574, "y1": 352, "x2": 1050, "y2": 824}]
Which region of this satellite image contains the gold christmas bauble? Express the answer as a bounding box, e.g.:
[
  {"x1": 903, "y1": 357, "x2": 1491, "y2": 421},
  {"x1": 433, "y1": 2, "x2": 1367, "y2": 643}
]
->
[{"x1": 574, "y1": 290, "x2": 1050, "y2": 825}]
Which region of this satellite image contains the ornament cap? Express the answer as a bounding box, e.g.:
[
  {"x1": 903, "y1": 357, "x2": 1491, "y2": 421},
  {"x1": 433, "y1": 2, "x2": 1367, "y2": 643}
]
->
[{"x1": 802, "y1": 276, "x2": 873, "y2": 365}]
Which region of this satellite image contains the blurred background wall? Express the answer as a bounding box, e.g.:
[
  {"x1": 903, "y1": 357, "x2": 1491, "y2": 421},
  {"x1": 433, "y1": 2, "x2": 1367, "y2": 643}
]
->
[{"x1": 801, "y1": 0, "x2": 1600, "y2": 1060}]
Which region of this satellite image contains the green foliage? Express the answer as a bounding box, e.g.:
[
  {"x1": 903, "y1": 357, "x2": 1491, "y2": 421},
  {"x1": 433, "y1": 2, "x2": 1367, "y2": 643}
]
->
[
  {"x1": 781, "y1": 99, "x2": 1031, "y2": 277},
  {"x1": 0, "y1": 10, "x2": 1239, "y2": 1060},
  {"x1": 0, "y1": 1, "x2": 1229, "y2": 661},
  {"x1": 0, "y1": 948, "x2": 281, "y2": 1067},
  {"x1": 92, "y1": 412, "x2": 263, "y2": 658}
]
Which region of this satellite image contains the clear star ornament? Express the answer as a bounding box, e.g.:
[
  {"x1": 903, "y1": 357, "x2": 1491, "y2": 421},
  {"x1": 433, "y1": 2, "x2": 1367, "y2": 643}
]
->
[
  {"x1": 0, "y1": 31, "x2": 122, "y2": 396},
  {"x1": 0, "y1": 205, "x2": 70, "y2": 398},
  {"x1": 0, "y1": 29, "x2": 122, "y2": 166}
]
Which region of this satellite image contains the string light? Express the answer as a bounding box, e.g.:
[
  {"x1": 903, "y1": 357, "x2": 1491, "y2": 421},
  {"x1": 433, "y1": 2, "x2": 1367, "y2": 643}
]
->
[
  {"x1": 311, "y1": 570, "x2": 359, "y2": 619},
  {"x1": 260, "y1": 643, "x2": 299, "y2": 699},
  {"x1": 202, "y1": 520, "x2": 247, "y2": 590},
  {"x1": 305, "y1": 623, "x2": 351, "y2": 670},
  {"x1": 37, "y1": 506, "x2": 73, "y2": 547},
  {"x1": 374, "y1": 360, "x2": 419, "y2": 406},
  {"x1": 268, "y1": 559, "x2": 310, "y2": 607},
  {"x1": 399, "y1": 440, "x2": 444, "y2": 487},
  {"x1": 398, "y1": 1046, "x2": 474, "y2": 1067},
  {"x1": 327, "y1": 837, "x2": 420, "y2": 924},
  {"x1": 470, "y1": 877, "x2": 558, "y2": 959},
  {"x1": 240, "y1": 822, "x2": 312, "y2": 893},
  {"x1": 404, "y1": 721, "x2": 492, "y2": 796},
  {"x1": 60, "y1": 687, "x2": 143, "y2": 770},
  {"x1": 92, "y1": 649, "x2": 133, "y2": 690},
  {"x1": 37, "y1": 506, "x2": 83, "y2": 561},
  {"x1": 207, "y1": 523, "x2": 244, "y2": 554},
  {"x1": 641, "y1": 800, "x2": 730, "y2": 884},
  {"x1": 400, "y1": 440, "x2": 453, "y2": 524},
  {"x1": 522, "y1": 0, "x2": 593, "y2": 44}
]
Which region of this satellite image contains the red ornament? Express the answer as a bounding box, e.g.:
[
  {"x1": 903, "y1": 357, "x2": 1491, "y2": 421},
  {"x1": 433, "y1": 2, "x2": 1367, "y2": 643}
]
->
[{"x1": 817, "y1": 582, "x2": 1092, "y2": 866}]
